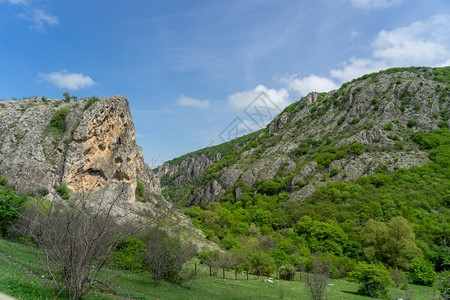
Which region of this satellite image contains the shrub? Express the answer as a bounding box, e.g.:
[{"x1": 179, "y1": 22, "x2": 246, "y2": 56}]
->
[
  {"x1": 62, "y1": 92, "x2": 77, "y2": 101},
  {"x1": 110, "y1": 235, "x2": 145, "y2": 273},
  {"x1": 0, "y1": 177, "x2": 7, "y2": 186},
  {"x1": 47, "y1": 108, "x2": 69, "y2": 137},
  {"x1": 144, "y1": 227, "x2": 197, "y2": 284},
  {"x1": 350, "y1": 117, "x2": 360, "y2": 125},
  {"x1": 279, "y1": 264, "x2": 296, "y2": 281},
  {"x1": 135, "y1": 182, "x2": 145, "y2": 199},
  {"x1": 83, "y1": 96, "x2": 99, "y2": 110},
  {"x1": 408, "y1": 257, "x2": 436, "y2": 286},
  {"x1": 384, "y1": 123, "x2": 393, "y2": 131},
  {"x1": 438, "y1": 120, "x2": 448, "y2": 128},
  {"x1": 407, "y1": 119, "x2": 417, "y2": 128},
  {"x1": 197, "y1": 250, "x2": 221, "y2": 265},
  {"x1": 330, "y1": 167, "x2": 339, "y2": 177},
  {"x1": 349, "y1": 262, "x2": 393, "y2": 299},
  {"x1": 337, "y1": 115, "x2": 346, "y2": 125},
  {"x1": 349, "y1": 141, "x2": 363, "y2": 155},
  {"x1": 55, "y1": 183, "x2": 70, "y2": 200}
]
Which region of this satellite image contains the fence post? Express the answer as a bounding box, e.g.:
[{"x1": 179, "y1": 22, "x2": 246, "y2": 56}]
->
[
  {"x1": 247, "y1": 269, "x2": 249, "y2": 280},
  {"x1": 235, "y1": 269, "x2": 237, "y2": 280},
  {"x1": 195, "y1": 262, "x2": 197, "y2": 275},
  {"x1": 210, "y1": 265, "x2": 212, "y2": 276},
  {"x1": 223, "y1": 267, "x2": 225, "y2": 279}
]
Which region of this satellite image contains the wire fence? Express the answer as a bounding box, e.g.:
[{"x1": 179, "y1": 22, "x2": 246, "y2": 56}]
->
[{"x1": 184, "y1": 262, "x2": 308, "y2": 282}]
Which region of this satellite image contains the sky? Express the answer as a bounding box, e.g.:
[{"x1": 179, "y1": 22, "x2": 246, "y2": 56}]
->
[{"x1": 0, "y1": 0, "x2": 449, "y2": 166}]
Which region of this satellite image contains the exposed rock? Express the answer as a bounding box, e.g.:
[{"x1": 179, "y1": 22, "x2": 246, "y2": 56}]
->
[
  {"x1": 0, "y1": 96, "x2": 158, "y2": 203},
  {"x1": 182, "y1": 67, "x2": 450, "y2": 204}
]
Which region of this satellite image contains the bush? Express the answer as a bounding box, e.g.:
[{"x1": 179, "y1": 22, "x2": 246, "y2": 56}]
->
[
  {"x1": 408, "y1": 257, "x2": 436, "y2": 286},
  {"x1": 384, "y1": 123, "x2": 393, "y2": 131},
  {"x1": 55, "y1": 183, "x2": 70, "y2": 200},
  {"x1": 349, "y1": 262, "x2": 393, "y2": 299},
  {"x1": 110, "y1": 235, "x2": 145, "y2": 272},
  {"x1": 144, "y1": 227, "x2": 197, "y2": 284},
  {"x1": 0, "y1": 177, "x2": 7, "y2": 186},
  {"x1": 47, "y1": 108, "x2": 69, "y2": 137},
  {"x1": 84, "y1": 96, "x2": 99, "y2": 110},
  {"x1": 407, "y1": 119, "x2": 417, "y2": 128},
  {"x1": 135, "y1": 182, "x2": 145, "y2": 199},
  {"x1": 279, "y1": 264, "x2": 296, "y2": 281}
]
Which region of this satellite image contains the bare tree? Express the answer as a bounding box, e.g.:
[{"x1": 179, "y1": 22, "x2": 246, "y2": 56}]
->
[
  {"x1": 13, "y1": 183, "x2": 174, "y2": 299},
  {"x1": 143, "y1": 226, "x2": 197, "y2": 284},
  {"x1": 302, "y1": 256, "x2": 330, "y2": 300}
]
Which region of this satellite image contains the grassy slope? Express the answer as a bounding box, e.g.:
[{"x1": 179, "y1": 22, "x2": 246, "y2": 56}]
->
[{"x1": 0, "y1": 238, "x2": 435, "y2": 300}]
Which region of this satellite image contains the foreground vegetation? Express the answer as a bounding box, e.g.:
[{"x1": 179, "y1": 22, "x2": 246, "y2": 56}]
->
[{"x1": 0, "y1": 238, "x2": 439, "y2": 299}]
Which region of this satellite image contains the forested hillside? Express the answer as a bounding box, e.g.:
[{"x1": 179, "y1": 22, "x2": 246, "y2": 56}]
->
[{"x1": 163, "y1": 67, "x2": 449, "y2": 292}]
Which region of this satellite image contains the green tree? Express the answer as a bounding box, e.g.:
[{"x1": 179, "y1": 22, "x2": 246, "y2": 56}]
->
[
  {"x1": 349, "y1": 262, "x2": 393, "y2": 298},
  {"x1": 408, "y1": 257, "x2": 436, "y2": 286},
  {"x1": 0, "y1": 189, "x2": 25, "y2": 237},
  {"x1": 362, "y1": 216, "x2": 421, "y2": 268}
]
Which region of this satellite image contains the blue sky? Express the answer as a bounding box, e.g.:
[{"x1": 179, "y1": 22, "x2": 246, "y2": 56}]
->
[{"x1": 1, "y1": 0, "x2": 449, "y2": 166}]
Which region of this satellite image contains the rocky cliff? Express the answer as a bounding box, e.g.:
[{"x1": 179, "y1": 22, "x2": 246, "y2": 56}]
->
[
  {"x1": 186, "y1": 67, "x2": 449, "y2": 205},
  {"x1": 0, "y1": 95, "x2": 217, "y2": 250},
  {"x1": 0, "y1": 96, "x2": 159, "y2": 203}
]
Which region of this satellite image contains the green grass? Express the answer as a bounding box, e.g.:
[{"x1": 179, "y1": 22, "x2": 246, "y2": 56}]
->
[{"x1": 0, "y1": 239, "x2": 438, "y2": 300}]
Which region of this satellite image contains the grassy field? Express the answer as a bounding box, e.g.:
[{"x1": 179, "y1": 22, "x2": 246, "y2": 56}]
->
[{"x1": 0, "y1": 238, "x2": 437, "y2": 299}]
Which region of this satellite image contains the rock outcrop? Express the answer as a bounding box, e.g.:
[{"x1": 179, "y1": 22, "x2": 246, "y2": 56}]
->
[
  {"x1": 186, "y1": 67, "x2": 450, "y2": 204},
  {"x1": 0, "y1": 96, "x2": 159, "y2": 203}
]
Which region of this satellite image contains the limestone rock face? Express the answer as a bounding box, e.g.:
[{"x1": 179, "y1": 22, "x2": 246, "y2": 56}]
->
[{"x1": 0, "y1": 96, "x2": 160, "y2": 203}]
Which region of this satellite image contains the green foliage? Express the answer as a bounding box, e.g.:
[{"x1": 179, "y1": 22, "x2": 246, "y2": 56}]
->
[
  {"x1": 45, "y1": 108, "x2": 69, "y2": 138},
  {"x1": 314, "y1": 152, "x2": 336, "y2": 168},
  {"x1": 349, "y1": 262, "x2": 393, "y2": 298},
  {"x1": 279, "y1": 264, "x2": 296, "y2": 280},
  {"x1": 337, "y1": 115, "x2": 346, "y2": 125},
  {"x1": 438, "y1": 119, "x2": 448, "y2": 128},
  {"x1": 135, "y1": 182, "x2": 145, "y2": 199},
  {"x1": 83, "y1": 96, "x2": 99, "y2": 110},
  {"x1": 350, "y1": 117, "x2": 360, "y2": 125},
  {"x1": 110, "y1": 235, "x2": 145, "y2": 273},
  {"x1": 0, "y1": 177, "x2": 7, "y2": 186},
  {"x1": 295, "y1": 216, "x2": 348, "y2": 255},
  {"x1": 255, "y1": 179, "x2": 285, "y2": 195},
  {"x1": 55, "y1": 183, "x2": 70, "y2": 200},
  {"x1": 407, "y1": 119, "x2": 417, "y2": 128},
  {"x1": 384, "y1": 123, "x2": 393, "y2": 131},
  {"x1": 62, "y1": 92, "x2": 77, "y2": 101},
  {"x1": 408, "y1": 257, "x2": 436, "y2": 286},
  {"x1": 246, "y1": 250, "x2": 276, "y2": 276},
  {"x1": 197, "y1": 250, "x2": 221, "y2": 265},
  {"x1": 362, "y1": 217, "x2": 421, "y2": 268},
  {"x1": 348, "y1": 141, "x2": 363, "y2": 155},
  {"x1": 433, "y1": 66, "x2": 450, "y2": 83},
  {"x1": 0, "y1": 189, "x2": 25, "y2": 222}
]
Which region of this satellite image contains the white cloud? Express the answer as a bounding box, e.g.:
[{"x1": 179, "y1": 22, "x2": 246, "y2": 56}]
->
[
  {"x1": 281, "y1": 74, "x2": 339, "y2": 97},
  {"x1": 350, "y1": 0, "x2": 404, "y2": 10},
  {"x1": 330, "y1": 14, "x2": 450, "y2": 83},
  {"x1": 1, "y1": 0, "x2": 58, "y2": 31},
  {"x1": 30, "y1": 8, "x2": 58, "y2": 30},
  {"x1": 330, "y1": 58, "x2": 388, "y2": 82},
  {"x1": 177, "y1": 95, "x2": 210, "y2": 108},
  {"x1": 372, "y1": 15, "x2": 450, "y2": 65},
  {"x1": 228, "y1": 85, "x2": 290, "y2": 110},
  {"x1": 38, "y1": 70, "x2": 95, "y2": 90}
]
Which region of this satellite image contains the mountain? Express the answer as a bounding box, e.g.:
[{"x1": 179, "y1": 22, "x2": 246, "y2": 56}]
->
[
  {"x1": 158, "y1": 67, "x2": 449, "y2": 205},
  {"x1": 0, "y1": 95, "x2": 214, "y2": 249},
  {"x1": 159, "y1": 67, "x2": 449, "y2": 269}
]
